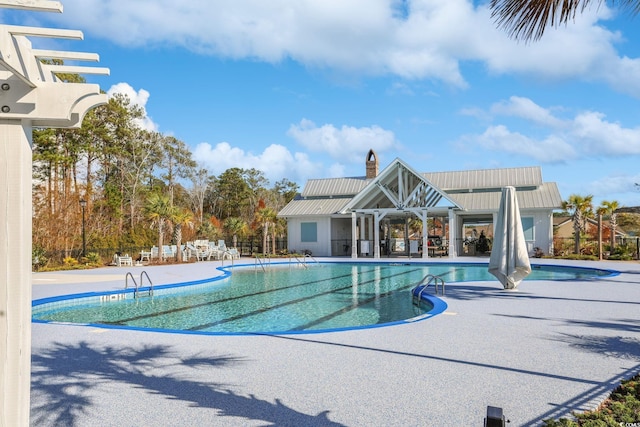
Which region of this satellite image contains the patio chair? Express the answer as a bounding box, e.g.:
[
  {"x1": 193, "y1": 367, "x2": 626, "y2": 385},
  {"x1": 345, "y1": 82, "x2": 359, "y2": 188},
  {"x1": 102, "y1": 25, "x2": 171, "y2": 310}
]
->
[
  {"x1": 186, "y1": 243, "x2": 199, "y2": 261},
  {"x1": 207, "y1": 243, "x2": 220, "y2": 260},
  {"x1": 222, "y1": 248, "x2": 240, "y2": 260},
  {"x1": 161, "y1": 245, "x2": 174, "y2": 260},
  {"x1": 140, "y1": 250, "x2": 151, "y2": 263},
  {"x1": 197, "y1": 246, "x2": 210, "y2": 261},
  {"x1": 117, "y1": 254, "x2": 133, "y2": 267}
]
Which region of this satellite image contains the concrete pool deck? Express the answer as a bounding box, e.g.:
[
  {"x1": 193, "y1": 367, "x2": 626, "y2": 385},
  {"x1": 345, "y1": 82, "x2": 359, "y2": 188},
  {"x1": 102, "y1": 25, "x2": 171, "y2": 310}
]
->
[{"x1": 30, "y1": 257, "x2": 640, "y2": 426}]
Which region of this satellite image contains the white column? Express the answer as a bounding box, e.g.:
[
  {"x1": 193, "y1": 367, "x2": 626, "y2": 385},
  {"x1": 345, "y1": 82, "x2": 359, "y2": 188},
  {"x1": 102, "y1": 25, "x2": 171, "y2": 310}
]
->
[
  {"x1": 351, "y1": 212, "x2": 358, "y2": 258},
  {"x1": 373, "y1": 211, "x2": 380, "y2": 259},
  {"x1": 548, "y1": 213, "x2": 554, "y2": 255},
  {"x1": 448, "y1": 209, "x2": 457, "y2": 258},
  {"x1": 359, "y1": 215, "x2": 366, "y2": 256},
  {"x1": 0, "y1": 120, "x2": 33, "y2": 427},
  {"x1": 422, "y1": 210, "x2": 429, "y2": 259}
]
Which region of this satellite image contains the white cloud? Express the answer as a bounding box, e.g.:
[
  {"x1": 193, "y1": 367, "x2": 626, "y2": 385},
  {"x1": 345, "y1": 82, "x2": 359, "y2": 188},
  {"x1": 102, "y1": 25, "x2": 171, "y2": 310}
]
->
[
  {"x1": 193, "y1": 141, "x2": 321, "y2": 185},
  {"x1": 106, "y1": 82, "x2": 158, "y2": 132},
  {"x1": 572, "y1": 111, "x2": 640, "y2": 155},
  {"x1": 588, "y1": 173, "x2": 640, "y2": 197},
  {"x1": 490, "y1": 96, "x2": 566, "y2": 129},
  {"x1": 287, "y1": 119, "x2": 398, "y2": 163},
  {"x1": 51, "y1": 0, "x2": 640, "y2": 94},
  {"x1": 475, "y1": 125, "x2": 576, "y2": 162},
  {"x1": 465, "y1": 97, "x2": 640, "y2": 163}
]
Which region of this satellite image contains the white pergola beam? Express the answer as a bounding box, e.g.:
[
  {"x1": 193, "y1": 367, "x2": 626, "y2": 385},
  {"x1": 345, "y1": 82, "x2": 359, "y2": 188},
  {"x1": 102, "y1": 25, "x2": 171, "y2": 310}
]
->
[
  {"x1": 49, "y1": 65, "x2": 110, "y2": 75},
  {"x1": 4, "y1": 25, "x2": 83, "y2": 39},
  {"x1": 0, "y1": 0, "x2": 62, "y2": 12},
  {"x1": 33, "y1": 49, "x2": 99, "y2": 62}
]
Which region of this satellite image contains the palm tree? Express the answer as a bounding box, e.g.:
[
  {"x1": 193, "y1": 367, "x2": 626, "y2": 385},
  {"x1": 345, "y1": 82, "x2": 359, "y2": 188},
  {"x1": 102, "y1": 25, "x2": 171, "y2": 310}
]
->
[
  {"x1": 596, "y1": 205, "x2": 607, "y2": 260},
  {"x1": 490, "y1": 0, "x2": 640, "y2": 41},
  {"x1": 562, "y1": 194, "x2": 594, "y2": 254},
  {"x1": 255, "y1": 207, "x2": 277, "y2": 256},
  {"x1": 271, "y1": 217, "x2": 287, "y2": 255},
  {"x1": 600, "y1": 200, "x2": 620, "y2": 250},
  {"x1": 145, "y1": 193, "x2": 174, "y2": 262},
  {"x1": 223, "y1": 217, "x2": 247, "y2": 249},
  {"x1": 172, "y1": 209, "x2": 194, "y2": 262}
]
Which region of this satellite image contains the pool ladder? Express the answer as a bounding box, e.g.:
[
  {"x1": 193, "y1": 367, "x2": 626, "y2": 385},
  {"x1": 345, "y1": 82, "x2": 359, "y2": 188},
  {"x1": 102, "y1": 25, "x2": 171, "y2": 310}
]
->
[
  {"x1": 255, "y1": 256, "x2": 271, "y2": 271},
  {"x1": 290, "y1": 253, "x2": 319, "y2": 269},
  {"x1": 412, "y1": 274, "x2": 446, "y2": 305},
  {"x1": 125, "y1": 270, "x2": 154, "y2": 299}
]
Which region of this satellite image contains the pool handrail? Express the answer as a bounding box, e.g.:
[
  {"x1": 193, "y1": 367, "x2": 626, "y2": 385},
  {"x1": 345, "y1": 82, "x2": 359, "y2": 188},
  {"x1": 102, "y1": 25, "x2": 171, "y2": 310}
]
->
[
  {"x1": 304, "y1": 253, "x2": 319, "y2": 265},
  {"x1": 124, "y1": 271, "x2": 154, "y2": 299},
  {"x1": 255, "y1": 256, "x2": 270, "y2": 271},
  {"x1": 290, "y1": 255, "x2": 309, "y2": 269},
  {"x1": 412, "y1": 274, "x2": 446, "y2": 303}
]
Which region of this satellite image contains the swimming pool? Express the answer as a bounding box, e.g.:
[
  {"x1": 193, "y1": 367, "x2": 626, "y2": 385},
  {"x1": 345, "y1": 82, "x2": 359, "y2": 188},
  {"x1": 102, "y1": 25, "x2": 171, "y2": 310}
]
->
[{"x1": 32, "y1": 262, "x2": 616, "y2": 335}]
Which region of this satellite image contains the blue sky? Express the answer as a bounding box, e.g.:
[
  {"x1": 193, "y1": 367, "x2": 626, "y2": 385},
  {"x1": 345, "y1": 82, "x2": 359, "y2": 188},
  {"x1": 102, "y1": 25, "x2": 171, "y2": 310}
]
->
[{"x1": 5, "y1": 1, "x2": 640, "y2": 207}]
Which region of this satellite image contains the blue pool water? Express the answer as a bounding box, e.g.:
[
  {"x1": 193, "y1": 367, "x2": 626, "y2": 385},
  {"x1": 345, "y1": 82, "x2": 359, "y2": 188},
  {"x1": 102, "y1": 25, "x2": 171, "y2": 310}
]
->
[{"x1": 32, "y1": 262, "x2": 615, "y2": 335}]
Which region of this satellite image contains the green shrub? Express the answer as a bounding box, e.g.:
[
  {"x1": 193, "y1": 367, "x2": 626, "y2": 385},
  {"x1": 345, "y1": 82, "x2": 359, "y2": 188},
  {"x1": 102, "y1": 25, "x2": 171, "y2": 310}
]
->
[
  {"x1": 32, "y1": 245, "x2": 48, "y2": 271},
  {"x1": 63, "y1": 256, "x2": 78, "y2": 267},
  {"x1": 544, "y1": 373, "x2": 640, "y2": 426},
  {"x1": 86, "y1": 252, "x2": 102, "y2": 265}
]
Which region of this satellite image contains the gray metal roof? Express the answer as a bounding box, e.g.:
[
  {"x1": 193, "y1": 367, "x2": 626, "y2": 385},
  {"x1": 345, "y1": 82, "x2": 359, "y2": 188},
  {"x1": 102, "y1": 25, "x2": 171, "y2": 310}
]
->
[
  {"x1": 448, "y1": 182, "x2": 563, "y2": 211},
  {"x1": 424, "y1": 166, "x2": 542, "y2": 190},
  {"x1": 277, "y1": 197, "x2": 352, "y2": 217},
  {"x1": 280, "y1": 165, "x2": 562, "y2": 218},
  {"x1": 301, "y1": 177, "x2": 369, "y2": 198}
]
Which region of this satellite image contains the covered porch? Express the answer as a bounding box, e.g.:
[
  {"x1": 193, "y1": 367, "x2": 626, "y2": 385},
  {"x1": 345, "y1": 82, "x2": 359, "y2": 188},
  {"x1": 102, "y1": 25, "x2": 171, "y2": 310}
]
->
[{"x1": 340, "y1": 158, "x2": 462, "y2": 259}]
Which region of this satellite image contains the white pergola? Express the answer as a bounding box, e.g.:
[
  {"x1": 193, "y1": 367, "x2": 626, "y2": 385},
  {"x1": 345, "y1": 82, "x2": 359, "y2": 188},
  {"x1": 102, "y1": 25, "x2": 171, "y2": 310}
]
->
[
  {"x1": 340, "y1": 158, "x2": 462, "y2": 259},
  {"x1": 0, "y1": 2, "x2": 108, "y2": 425}
]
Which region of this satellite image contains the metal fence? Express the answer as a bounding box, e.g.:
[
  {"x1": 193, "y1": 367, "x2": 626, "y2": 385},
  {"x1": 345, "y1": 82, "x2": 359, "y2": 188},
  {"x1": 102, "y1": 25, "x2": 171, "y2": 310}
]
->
[
  {"x1": 553, "y1": 236, "x2": 640, "y2": 259},
  {"x1": 42, "y1": 238, "x2": 290, "y2": 266}
]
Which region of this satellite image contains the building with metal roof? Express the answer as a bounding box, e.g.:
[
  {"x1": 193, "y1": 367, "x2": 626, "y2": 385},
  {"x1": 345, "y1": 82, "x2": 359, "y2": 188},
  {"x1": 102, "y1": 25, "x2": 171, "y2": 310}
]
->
[{"x1": 278, "y1": 150, "x2": 563, "y2": 258}]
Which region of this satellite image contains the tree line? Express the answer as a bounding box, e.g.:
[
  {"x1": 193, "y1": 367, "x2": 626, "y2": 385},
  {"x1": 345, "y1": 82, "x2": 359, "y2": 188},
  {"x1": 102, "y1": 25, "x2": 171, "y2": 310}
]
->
[{"x1": 32, "y1": 92, "x2": 298, "y2": 266}]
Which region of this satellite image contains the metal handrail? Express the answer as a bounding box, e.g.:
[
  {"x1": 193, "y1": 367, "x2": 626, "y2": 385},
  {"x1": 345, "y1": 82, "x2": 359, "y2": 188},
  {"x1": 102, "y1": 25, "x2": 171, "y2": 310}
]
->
[
  {"x1": 290, "y1": 255, "x2": 309, "y2": 269},
  {"x1": 139, "y1": 270, "x2": 154, "y2": 297},
  {"x1": 304, "y1": 253, "x2": 319, "y2": 265},
  {"x1": 255, "y1": 256, "x2": 268, "y2": 271},
  {"x1": 125, "y1": 271, "x2": 153, "y2": 299},
  {"x1": 412, "y1": 274, "x2": 446, "y2": 304},
  {"x1": 125, "y1": 272, "x2": 137, "y2": 293}
]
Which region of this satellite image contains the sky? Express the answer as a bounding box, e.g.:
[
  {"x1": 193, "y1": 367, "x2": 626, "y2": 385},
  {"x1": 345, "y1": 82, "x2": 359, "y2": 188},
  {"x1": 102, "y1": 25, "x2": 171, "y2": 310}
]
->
[{"x1": 4, "y1": 0, "x2": 640, "y2": 208}]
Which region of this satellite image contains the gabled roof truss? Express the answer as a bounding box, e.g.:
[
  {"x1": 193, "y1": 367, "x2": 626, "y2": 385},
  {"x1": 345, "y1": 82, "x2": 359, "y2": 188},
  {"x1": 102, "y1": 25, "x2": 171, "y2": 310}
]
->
[{"x1": 341, "y1": 158, "x2": 461, "y2": 213}]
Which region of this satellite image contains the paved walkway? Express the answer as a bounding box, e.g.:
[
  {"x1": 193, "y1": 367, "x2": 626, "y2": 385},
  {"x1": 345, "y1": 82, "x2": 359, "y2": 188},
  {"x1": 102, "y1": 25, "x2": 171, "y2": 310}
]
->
[{"x1": 30, "y1": 258, "x2": 640, "y2": 426}]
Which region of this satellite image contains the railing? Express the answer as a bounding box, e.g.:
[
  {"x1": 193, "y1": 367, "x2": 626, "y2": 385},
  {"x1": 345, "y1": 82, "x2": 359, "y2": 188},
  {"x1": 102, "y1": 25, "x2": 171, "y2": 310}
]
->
[
  {"x1": 305, "y1": 253, "x2": 319, "y2": 265},
  {"x1": 290, "y1": 255, "x2": 308, "y2": 269},
  {"x1": 255, "y1": 256, "x2": 269, "y2": 271},
  {"x1": 124, "y1": 270, "x2": 154, "y2": 299},
  {"x1": 412, "y1": 274, "x2": 446, "y2": 304}
]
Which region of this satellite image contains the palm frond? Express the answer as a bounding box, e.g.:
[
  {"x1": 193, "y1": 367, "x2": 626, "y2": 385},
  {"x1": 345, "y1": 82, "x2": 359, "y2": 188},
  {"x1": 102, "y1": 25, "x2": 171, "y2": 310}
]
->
[{"x1": 488, "y1": 0, "x2": 637, "y2": 41}]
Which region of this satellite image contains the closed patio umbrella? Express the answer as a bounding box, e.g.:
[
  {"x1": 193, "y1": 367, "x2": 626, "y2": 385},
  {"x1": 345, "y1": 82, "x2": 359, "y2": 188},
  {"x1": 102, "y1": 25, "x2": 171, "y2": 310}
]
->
[{"x1": 489, "y1": 186, "x2": 531, "y2": 289}]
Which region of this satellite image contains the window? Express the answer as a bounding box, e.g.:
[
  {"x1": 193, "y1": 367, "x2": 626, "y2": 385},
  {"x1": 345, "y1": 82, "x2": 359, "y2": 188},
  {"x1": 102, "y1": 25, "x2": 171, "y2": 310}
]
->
[
  {"x1": 522, "y1": 217, "x2": 534, "y2": 241},
  {"x1": 301, "y1": 222, "x2": 317, "y2": 242}
]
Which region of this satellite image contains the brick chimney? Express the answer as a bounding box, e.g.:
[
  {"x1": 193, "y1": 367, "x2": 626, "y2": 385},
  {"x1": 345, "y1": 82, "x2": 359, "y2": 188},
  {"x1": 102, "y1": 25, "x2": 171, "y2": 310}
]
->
[{"x1": 366, "y1": 149, "x2": 378, "y2": 179}]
